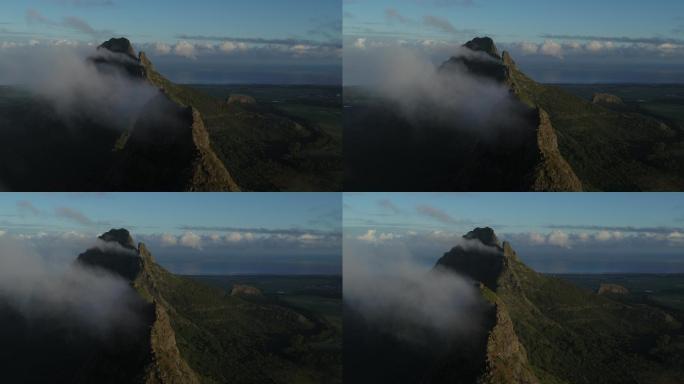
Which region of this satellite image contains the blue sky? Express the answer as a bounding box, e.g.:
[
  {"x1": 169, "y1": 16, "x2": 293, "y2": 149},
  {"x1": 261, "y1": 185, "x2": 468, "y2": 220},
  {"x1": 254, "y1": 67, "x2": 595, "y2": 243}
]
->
[
  {"x1": 0, "y1": 0, "x2": 341, "y2": 84},
  {"x1": 0, "y1": 193, "x2": 342, "y2": 274},
  {"x1": 344, "y1": 193, "x2": 684, "y2": 273},
  {"x1": 344, "y1": 0, "x2": 684, "y2": 83}
]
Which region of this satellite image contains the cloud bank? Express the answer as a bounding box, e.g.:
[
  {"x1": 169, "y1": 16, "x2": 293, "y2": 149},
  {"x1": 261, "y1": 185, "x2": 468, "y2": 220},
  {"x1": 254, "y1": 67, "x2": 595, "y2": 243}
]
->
[
  {"x1": 0, "y1": 234, "x2": 144, "y2": 338},
  {"x1": 344, "y1": 236, "x2": 483, "y2": 345}
]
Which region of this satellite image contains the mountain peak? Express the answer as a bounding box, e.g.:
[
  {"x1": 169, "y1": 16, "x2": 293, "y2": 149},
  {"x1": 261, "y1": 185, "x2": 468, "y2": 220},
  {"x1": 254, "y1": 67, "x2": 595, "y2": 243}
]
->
[
  {"x1": 435, "y1": 228, "x2": 505, "y2": 290},
  {"x1": 97, "y1": 37, "x2": 138, "y2": 60},
  {"x1": 77, "y1": 229, "x2": 142, "y2": 280},
  {"x1": 463, "y1": 36, "x2": 500, "y2": 58},
  {"x1": 463, "y1": 227, "x2": 500, "y2": 247},
  {"x1": 98, "y1": 228, "x2": 136, "y2": 249}
]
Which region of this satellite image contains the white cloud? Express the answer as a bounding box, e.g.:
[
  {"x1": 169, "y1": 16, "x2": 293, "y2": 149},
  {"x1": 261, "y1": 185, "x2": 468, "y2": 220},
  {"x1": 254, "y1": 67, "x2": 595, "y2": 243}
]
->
[
  {"x1": 585, "y1": 40, "x2": 614, "y2": 52},
  {"x1": 0, "y1": 230, "x2": 6, "y2": 237},
  {"x1": 658, "y1": 43, "x2": 680, "y2": 52},
  {"x1": 173, "y1": 40, "x2": 196, "y2": 59},
  {"x1": 357, "y1": 229, "x2": 400, "y2": 243},
  {"x1": 226, "y1": 232, "x2": 243, "y2": 242},
  {"x1": 519, "y1": 41, "x2": 539, "y2": 54},
  {"x1": 160, "y1": 233, "x2": 177, "y2": 246},
  {"x1": 547, "y1": 230, "x2": 570, "y2": 248},
  {"x1": 594, "y1": 230, "x2": 624, "y2": 241},
  {"x1": 667, "y1": 231, "x2": 684, "y2": 245},
  {"x1": 179, "y1": 231, "x2": 202, "y2": 249},
  {"x1": 540, "y1": 40, "x2": 563, "y2": 58},
  {"x1": 353, "y1": 38, "x2": 367, "y2": 49},
  {"x1": 299, "y1": 233, "x2": 322, "y2": 242},
  {"x1": 218, "y1": 41, "x2": 247, "y2": 53},
  {"x1": 60, "y1": 231, "x2": 86, "y2": 240},
  {"x1": 528, "y1": 232, "x2": 546, "y2": 244},
  {"x1": 358, "y1": 229, "x2": 377, "y2": 242},
  {"x1": 153, "y1": 42, "x2": 171, "y2": 55}
]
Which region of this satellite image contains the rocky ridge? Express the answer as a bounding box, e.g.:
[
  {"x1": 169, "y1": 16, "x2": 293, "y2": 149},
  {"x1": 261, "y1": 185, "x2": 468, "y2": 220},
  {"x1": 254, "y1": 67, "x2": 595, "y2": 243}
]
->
[
  {"x1": 92, "y1": 38, "x2": 240, "y2": 191},
  {"x1": 76, "y1": 229, "x2": 201, "y2": 384},
  {"x1": 443, "y1": 37, "x2": 583, "y2": 191},
  {"x1": 434, "y1": 227, "x2": 683, "y2": 383}
]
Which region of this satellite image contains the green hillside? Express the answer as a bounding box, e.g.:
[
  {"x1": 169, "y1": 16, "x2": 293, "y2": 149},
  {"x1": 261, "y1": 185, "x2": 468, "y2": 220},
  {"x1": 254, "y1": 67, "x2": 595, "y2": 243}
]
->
[
  {"x1": 140, "y1": 54, "x2": 342, "y2": 192},
  {"x1": 0, "y1": 229, "x2": 341, "y2": 384},
  {"x1": 436, "y1": 228, "x2": 684, "y2": 384}
]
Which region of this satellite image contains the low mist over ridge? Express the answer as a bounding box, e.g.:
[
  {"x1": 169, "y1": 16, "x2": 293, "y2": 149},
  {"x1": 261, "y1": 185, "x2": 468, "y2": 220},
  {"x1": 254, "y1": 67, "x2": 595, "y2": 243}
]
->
[
  {"x1": 344, "y1": 36, "x2": 684, "y2": 191},
  {"x1": 345, "y1": 225, "x2": 684, "y2": 383}
]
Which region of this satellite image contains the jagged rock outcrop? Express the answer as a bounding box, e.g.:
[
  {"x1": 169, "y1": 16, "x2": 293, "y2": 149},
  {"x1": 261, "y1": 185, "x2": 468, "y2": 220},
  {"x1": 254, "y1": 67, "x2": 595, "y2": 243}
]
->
[
  {"x1": 76, "y1": 229, "x2": 201, "y2": 384},
  {"x1": 445, "y1": 37, "x2": 583, "y2": 191},
  {"x1": 436, "y1": 228, "x2": 540, "y2": 384},
  {"x1": 77, "y1": 228, "x2": 142, "y2": 280},
  {"x1": 464, "y1": 37, "x2": 501, "y2": 58},
  {"x1": 436, "y1": 227, "x2": 504, "y2": 290},
  {"x1": 90, "y1": 37, "x2": 147, "y2": 78},
  {"x1": 99, "y1": 37, "x2": 138, "y2": 60},
  {"x1": 598, "y1": 283, "x2": 629, "y2": 295},
  {"x1": 227, "y1": 94, "x2": 256, "y2": 105},
  {"x1": 592, "y1": 93, "x2": 623, "y2": 105},
  {"x1": 92, "y1": 38, "x2": 240, "y2": 192},
  {"x1": 106, "y1": 93, "x2": 240, "y2": 191},
  {"x1": 528, "y1": 108, "x2": 583, "y2": 191},
  {"x1": 145, "y1": 305, "x2": 200, "y2": 384},
  {"x1": 440, "y1": 37, "x2": 510, "y2": 83},
  {"x1": 480, "y1": 301, "x2": 540, "y2": 384},
  {"x1": 230, "y1": 284, "x2": 262, "y2": 297}
]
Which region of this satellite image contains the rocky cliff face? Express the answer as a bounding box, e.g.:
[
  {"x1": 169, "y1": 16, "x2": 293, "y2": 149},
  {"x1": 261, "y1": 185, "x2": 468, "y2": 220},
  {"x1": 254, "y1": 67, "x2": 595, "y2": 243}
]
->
[
  {"x1": 105, "y1": 92, "x2": 240, "y2": 191},
  {"x1": 92, "y1": 38, "x2": 240, "y2": 192},
  {"x1": 76, "y1": 229, "x2": 201, "y2": 384},
  {"x1": 434, "y1": 227, "x2": 684, "y2": 383},
  {"x1": 77, "y1": 228, "x2": 143, "y2": 281},
  {"x1": 89, "y1": 37, "x2": 147, "y2": 78},
  {"x1": 435, "y1": 228, "x2": 540, "y2": 384},
  {"x1": 480, "y1": 300, "x2": 540, "y2": 384},
  {"x1": 231, "y1": 284, "x2": 262, "y2": 297},
  {"x1": 598, "y1": 283, "x2": 629, "y2": 295},
  {"x1": 592, "y1": 93, "x2": 624, "y2": 105},
  {"x1": 439, "y1": 37, "x2": 510, "y2": 83},
  {"x1": 442, "y1": 37, "x2": 583, "y2": 191},
  {"x1": 528, "y1": 108, "x2": 583, "y2": 191},
  {"x1": 435, "y1": 228, "x2": 505, "y2": 290}
]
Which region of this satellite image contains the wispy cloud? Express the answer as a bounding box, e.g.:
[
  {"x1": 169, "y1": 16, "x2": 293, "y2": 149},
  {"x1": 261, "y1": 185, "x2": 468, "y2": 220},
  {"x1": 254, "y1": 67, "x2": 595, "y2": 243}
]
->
[
  {"x1": 546, "y1": 224, "x2": 684, "y2": 234},
  {"x1": 378, "y1": 199, "x2": 402, "y2": 214},
  {"x1": 423, "y1": 15, "x2": 458, "y2": 34},
  {"x1": 416, "y1": 205, "x2": 459, "y2": 224},
  {"x1": 385, "y1": 8, "x2": 410, "y2": 24},
  {"x1": 49, "y1": 0, "x2": 115, "y2": 6},
  {"x1": 25, "y1": 9, "x2": 112, "y2": 38},
  {"x1": 17, "y1": 201, "x2": 43, "y2": 215},
  {"x1": 175, "y1": 34, "x2": 342, "y2": 49},
  {"x1": 177, "y1": 225, "x2": 341, "y2": 238},
  {"x1": 54, "y1": 207, "x2": 107, "y2": 226},
  {"x1": 540, "y1": 34, "x2": 684, "y2": 46}
]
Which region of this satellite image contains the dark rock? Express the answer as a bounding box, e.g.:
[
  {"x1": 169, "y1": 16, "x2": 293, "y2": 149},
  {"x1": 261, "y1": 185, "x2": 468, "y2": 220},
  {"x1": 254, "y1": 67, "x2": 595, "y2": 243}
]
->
[
  {"x1": 464, "y1": 227, "x2": 501, "y2": 247},
  {"x1": 230, "y1": 284, "x2": 262, "y2": 297},
  {"x1": 227, "y1": 94, "x2": 256, "y2": 105},
  {"x1": 76, "y1": 228, "x2": 142, "y2": 281},
  {"x1": 464, "y1": 37, "x2": 500, "y2": 58},
  {"x1": 597, "y1": 283, "x2": 629, "y2": 295},
  {"x1": 592, "y1": 93, "x2": 624, "y2": 105},
  {"x1": 99, "y1": 228, "x2": 136, "y2": 249}
]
